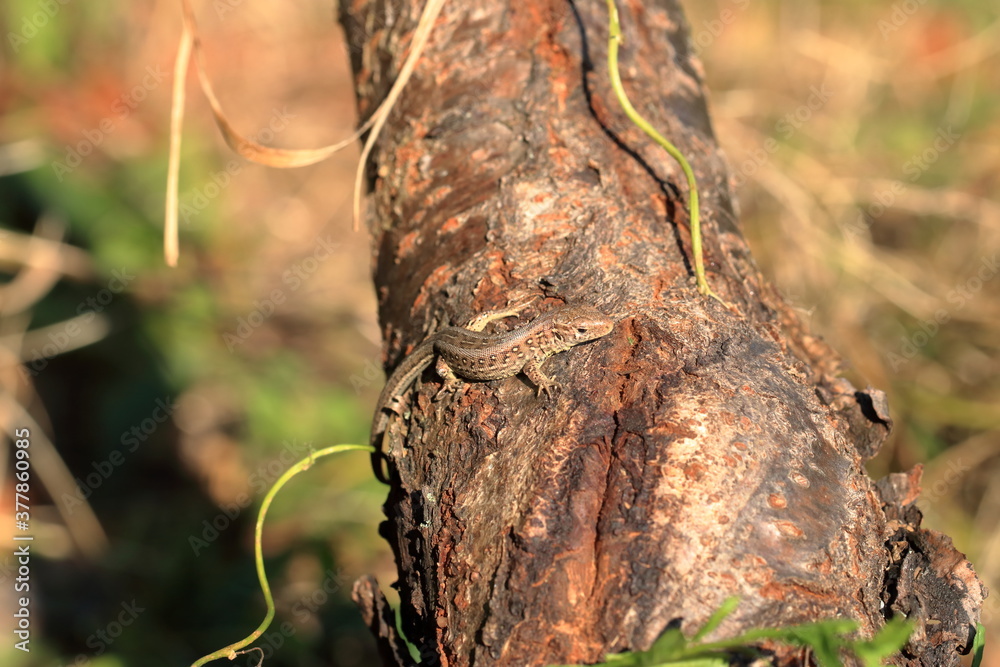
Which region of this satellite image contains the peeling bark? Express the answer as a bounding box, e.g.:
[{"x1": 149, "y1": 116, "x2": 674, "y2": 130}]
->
[{"x1": 337, "y1": 0, "x2": 986, "y2": 665}]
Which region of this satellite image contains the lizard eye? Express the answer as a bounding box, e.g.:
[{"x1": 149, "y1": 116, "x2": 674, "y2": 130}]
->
[{"x1": 576, "y1": 327, "x2": 589, "y2": 334}]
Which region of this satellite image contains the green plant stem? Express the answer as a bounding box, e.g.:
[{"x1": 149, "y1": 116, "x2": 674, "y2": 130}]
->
[
  {"x1": 605, "y1": 0, "x2": 726, "y2": 305},
  {"x1": 971, "y1": 623, "x2": 985, "y2": 667},
  {"x1": 190, "y1": 443, "x2": 374, "y2": 667}
]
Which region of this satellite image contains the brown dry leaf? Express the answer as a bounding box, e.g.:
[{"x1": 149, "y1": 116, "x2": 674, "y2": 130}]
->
[{"x1": 164, "y1": 0, "x2": 447, "y2": 265}]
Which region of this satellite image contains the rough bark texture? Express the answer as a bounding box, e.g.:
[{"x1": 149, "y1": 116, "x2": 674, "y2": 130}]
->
[{"x1": 338, "y1": 0, "x2": 986, "y2": 665}]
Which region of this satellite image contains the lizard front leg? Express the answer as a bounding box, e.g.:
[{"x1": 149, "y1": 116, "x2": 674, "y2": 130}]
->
[{"x1": 522, "y1": 355, "x2": 560, "y2": 398}]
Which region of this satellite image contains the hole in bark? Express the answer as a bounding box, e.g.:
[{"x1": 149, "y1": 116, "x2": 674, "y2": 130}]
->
[{"x1": 855, "y1": 391, "x2": 890, "y2": 426}]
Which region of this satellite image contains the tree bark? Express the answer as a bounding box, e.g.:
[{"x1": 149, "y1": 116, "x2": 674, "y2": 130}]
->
[{"x1": 338, "y1": 1, "x2": 986, "y2": 665}]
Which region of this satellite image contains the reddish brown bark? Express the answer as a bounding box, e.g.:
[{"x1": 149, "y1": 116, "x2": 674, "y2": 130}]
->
[{"x1": 339, "y1": 1, "x2": 985, "y2": 665}]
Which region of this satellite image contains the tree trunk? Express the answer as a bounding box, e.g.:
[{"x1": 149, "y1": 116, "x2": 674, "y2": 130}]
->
[{"x1": 339, "y1": 1, "x2": 986, "y2": 665}]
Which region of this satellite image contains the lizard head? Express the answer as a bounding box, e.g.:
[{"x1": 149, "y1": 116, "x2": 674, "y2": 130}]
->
[{"x1": 548, "y1": 304, "x2": 615, "y2": 351}]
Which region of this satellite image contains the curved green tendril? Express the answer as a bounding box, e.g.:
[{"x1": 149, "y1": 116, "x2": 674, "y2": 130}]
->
[
  {"x1": 191, "y1": 443, "x2": 374, "y2": 667},
  {"x1": 605, "y1": 0, "x2": 728, "y2": 306}
]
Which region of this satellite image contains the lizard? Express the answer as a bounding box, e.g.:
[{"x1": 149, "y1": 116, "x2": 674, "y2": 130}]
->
[{"x1": 370, "y1": 302, "x2": 615, "y2": 483}]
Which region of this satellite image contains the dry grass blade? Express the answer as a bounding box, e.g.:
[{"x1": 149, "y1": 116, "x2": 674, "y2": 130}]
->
[
  {"x1": 181, "y1": 0, "x2": 373, "y2": 167},
  {"x1": 752, "y1": 161, "x2": 942, "y2": 320},
  {"x1": 0, "y1": 215, "x2": 72, "y2": 316},
  {"x1": 0, "y1": 219, "x2": 110, "y2": 559},
  {"x1": 857, "y1": 180, "x2": 1000, "y2": 233},
  {"x1": 166, "y1": 0, "x2": 445, "y2": 262},
  {"x1": 0, "y1": 383, "x2": 109, "y2": 559},
  {"x1": 898, "y1": 19, "x2": 1000, "y2": 81},
  {"x1": 0, "y1": 140, "x2": 46, "y2": 177},
  {"x1": 352, "y1": 0, "x2": 449, "y2": 231},
  {"x1": 0, "y1": 230, "x2": 93, "y2": 281},
  {"x1": 165, "y1": 6, "x2": 193, "y2": 267},
  {"x1": 10, "y1": 313, "x2": 112, "y2": 362}
]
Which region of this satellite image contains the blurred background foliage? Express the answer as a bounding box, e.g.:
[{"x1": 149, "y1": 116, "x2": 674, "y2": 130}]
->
[{"x1": 0, "y1": 1, "x2": 996, "y2": 666}]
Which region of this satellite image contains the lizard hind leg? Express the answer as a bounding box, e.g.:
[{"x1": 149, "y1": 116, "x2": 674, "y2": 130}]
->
[
  {"x1": 433, "y1": 357, "x2": 464, "y2": 401},
  {"x1": 463, "y1": 295, "x2": 536, "y2": 332}
]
